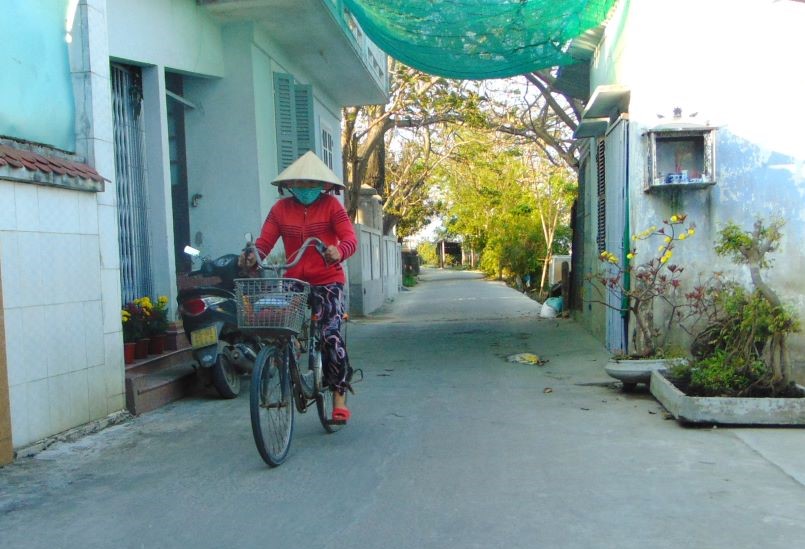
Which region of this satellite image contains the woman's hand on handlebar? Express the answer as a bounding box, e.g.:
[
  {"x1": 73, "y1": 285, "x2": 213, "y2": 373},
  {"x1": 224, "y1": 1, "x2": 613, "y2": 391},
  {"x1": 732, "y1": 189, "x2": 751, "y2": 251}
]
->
[
  {"x1": 238, "y1": 250, "x2": 259, "y2": 269},
  {"x1": 324, "y1": 245, "x2": 341, "y2": 264}
]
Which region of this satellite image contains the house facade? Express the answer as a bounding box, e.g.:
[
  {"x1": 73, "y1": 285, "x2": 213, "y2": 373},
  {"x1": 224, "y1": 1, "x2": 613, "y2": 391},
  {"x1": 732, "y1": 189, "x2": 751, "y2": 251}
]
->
[
  {"x1": 569, "y1": 0, "x2": 805, "y2": 379},
  {"x1": 0, "y1": 0, "x2": 388, "y2": 462}
]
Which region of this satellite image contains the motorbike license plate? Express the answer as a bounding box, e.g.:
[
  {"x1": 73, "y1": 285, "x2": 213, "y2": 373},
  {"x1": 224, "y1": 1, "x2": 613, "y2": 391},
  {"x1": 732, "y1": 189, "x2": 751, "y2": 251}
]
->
[{"x1": 190, "y1": 326, "x2": 218, "y2": 349}]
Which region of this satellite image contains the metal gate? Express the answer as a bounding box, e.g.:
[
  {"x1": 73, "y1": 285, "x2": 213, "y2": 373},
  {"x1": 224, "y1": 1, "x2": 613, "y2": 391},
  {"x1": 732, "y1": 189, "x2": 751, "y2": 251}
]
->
[{"x1": 112, "y1": 63, "x2": 153, "y2": 303}]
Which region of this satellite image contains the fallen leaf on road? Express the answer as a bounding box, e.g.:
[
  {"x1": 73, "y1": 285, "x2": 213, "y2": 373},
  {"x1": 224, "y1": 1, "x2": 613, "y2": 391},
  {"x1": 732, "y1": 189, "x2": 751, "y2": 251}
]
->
[{"x1": 543, "y1": 387, "x2": 553, "y2": 394}]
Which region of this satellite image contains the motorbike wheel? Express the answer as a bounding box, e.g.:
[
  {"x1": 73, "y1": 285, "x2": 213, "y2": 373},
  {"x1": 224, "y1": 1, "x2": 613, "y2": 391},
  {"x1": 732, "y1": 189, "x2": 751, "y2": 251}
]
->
[{"x1": 211, "y1": 353, "x2": 241, "y2": 398}]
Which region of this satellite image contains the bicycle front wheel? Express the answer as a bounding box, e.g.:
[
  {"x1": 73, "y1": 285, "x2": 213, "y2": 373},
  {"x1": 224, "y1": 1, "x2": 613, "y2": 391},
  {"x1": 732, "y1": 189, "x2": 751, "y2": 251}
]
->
[{"x1": 250, "y1": 345, "x2": 294, "y2": 466}]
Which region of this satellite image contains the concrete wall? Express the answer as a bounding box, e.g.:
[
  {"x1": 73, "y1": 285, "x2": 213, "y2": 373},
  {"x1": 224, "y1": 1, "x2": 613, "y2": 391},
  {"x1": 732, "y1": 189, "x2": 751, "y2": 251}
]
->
[
  {"x1": 347, "y1": 225, "x2": 402, "y2": 316},
  {"x1": 579, "y1": 0, "x2": 805, "y2": 374},
  {"x1": 1, "y1": 0, "x2": 124, "y2": 449}
]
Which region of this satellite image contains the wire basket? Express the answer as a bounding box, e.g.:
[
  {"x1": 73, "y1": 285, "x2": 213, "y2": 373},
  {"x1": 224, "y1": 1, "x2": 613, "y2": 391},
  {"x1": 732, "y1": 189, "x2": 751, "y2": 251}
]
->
[{"x1": 235, "y1": 278, "x2": 310, "y2": 335}]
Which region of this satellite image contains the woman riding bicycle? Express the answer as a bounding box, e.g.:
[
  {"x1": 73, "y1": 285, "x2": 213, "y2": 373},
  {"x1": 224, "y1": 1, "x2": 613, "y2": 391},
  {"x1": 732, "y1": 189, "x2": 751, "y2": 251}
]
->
[{"x1": 239, "y1": 151, "x2": 357, "y2": 424}]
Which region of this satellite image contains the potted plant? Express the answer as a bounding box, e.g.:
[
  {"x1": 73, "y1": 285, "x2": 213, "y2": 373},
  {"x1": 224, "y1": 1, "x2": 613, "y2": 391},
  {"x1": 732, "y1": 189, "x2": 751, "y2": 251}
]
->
[
  {"x1": 121, "y1": 303, "x2": 145, "y2": 364},
  {"x1": 589, "y1": 214, "x2": 701, "y2": 389},
  {"x1": 146, "y1": 295, "x2": 170, "y2": 355},
  {"x1": 652, "y1": 219, "x2": 805, "y2": 425}
]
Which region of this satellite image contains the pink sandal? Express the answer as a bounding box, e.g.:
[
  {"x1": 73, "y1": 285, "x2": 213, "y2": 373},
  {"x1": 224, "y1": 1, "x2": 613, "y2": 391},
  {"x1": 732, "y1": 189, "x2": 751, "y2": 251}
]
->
[{"x1": 331, "y1": 407, "x2": 351, "y2": 425}]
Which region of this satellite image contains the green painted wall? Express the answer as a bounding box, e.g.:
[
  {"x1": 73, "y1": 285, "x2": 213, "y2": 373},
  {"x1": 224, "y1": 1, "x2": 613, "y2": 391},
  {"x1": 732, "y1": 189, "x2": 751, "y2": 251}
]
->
[{"x1": 0, "y1": 0, "x2": 75, "y2": 151}]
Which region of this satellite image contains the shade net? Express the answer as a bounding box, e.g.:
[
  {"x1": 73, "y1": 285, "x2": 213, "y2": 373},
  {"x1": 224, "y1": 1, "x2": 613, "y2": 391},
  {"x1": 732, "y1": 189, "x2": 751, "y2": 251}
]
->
[{"x1": 343, "y1": 0, "x2": 616, "y2": 79}]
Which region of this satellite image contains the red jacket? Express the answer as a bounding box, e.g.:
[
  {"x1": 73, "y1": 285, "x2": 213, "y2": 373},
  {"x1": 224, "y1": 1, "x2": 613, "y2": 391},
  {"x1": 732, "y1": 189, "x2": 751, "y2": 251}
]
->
[{"x1": 255, "y1": 194, "x2": 357, "y2": 285}]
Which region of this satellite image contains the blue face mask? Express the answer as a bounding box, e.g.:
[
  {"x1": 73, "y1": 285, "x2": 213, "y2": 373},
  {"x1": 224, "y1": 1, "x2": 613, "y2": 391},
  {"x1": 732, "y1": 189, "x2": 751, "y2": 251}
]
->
[{"x1": 289, "y1": 186, "x2": 323, "y2": 206}]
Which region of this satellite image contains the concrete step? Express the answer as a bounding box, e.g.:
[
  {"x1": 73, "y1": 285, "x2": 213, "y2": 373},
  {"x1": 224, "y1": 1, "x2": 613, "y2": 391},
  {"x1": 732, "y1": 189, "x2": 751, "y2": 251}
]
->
[{"x1": 125, "y1": 346, "x2": 199, "y2": 416}]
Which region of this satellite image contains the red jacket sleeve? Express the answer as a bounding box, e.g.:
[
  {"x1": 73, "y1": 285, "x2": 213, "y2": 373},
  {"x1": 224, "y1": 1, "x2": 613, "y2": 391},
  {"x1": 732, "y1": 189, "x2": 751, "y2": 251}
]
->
[
  {"x1": 332, "y1": 200, "x2": 357, "y2": 261},
  {"x1": 255, "y1": 204, "x2": 282, "y2": 260}
]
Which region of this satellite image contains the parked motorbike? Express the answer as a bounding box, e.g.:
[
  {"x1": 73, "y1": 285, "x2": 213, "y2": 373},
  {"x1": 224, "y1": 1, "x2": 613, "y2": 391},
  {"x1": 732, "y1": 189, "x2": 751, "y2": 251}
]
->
[{"x1": 177, "y1": 243, "x2": 261, "y2": 398}]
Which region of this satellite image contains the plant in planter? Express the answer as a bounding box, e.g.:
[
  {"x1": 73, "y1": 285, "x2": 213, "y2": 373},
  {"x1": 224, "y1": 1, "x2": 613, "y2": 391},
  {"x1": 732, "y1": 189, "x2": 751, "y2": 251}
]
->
[
  {"x1": 668, "y1": 218, "x2": 802, "y2": 399},
  {"x1": 121, "y1": 302, "x2": 146, "y2": 363},
  {"x1": 145, "y1": 295, "x2": 170, "y2": 354},
  {"x1": 588, "y1": 214, "x2": 703, "y2": 387}
]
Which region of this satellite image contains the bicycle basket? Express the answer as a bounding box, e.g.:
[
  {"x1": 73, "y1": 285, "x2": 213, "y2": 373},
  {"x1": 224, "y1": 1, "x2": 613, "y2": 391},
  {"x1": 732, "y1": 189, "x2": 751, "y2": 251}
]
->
[{"x1": 234, "y1": 278, "x2": 310, "y2": 335}]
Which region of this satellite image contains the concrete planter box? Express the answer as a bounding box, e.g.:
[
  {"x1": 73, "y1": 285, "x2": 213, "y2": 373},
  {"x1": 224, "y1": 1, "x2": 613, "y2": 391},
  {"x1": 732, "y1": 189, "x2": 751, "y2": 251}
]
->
[{"x1": 650, "y1": 370, "x2": 805, "y2": 425}]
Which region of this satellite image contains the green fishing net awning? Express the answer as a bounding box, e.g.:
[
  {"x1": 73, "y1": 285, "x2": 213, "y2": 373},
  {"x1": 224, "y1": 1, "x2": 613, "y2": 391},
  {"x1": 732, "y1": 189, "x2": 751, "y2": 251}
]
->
[{"x1": 343, "y1": 0, "x2": 616, "y2": 79}]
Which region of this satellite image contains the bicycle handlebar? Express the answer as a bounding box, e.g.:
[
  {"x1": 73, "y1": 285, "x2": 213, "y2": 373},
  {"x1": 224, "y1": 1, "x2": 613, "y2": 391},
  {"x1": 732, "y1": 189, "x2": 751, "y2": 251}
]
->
[{"x1": 245, "y1": 237, "x2": 327, "y2": 277}]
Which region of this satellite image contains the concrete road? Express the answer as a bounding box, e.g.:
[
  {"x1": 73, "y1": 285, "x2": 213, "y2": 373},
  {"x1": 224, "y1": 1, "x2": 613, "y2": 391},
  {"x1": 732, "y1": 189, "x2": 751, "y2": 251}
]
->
[{"x1": 2, "y1": 267, "x2": 805, "y2": 548}]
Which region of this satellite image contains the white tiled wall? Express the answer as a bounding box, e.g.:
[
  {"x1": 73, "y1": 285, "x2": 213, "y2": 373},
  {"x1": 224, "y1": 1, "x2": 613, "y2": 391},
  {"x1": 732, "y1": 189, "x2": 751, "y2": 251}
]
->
[{"x1": 2, "y1": 181, "x2": 124, "y2": 448}]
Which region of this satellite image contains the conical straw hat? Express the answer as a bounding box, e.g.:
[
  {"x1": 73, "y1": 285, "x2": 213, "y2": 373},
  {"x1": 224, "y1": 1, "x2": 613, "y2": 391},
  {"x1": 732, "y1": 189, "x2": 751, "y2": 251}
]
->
[{"x1": 271, "y1": 150, "x2": 344, "y2": 187}]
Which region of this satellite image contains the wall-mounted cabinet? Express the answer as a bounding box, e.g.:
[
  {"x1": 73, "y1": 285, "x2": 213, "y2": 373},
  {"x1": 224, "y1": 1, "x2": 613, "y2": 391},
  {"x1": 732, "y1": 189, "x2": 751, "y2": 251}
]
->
[{"x1": 645, "y1": 125, "x2": 716, "y2": 192}]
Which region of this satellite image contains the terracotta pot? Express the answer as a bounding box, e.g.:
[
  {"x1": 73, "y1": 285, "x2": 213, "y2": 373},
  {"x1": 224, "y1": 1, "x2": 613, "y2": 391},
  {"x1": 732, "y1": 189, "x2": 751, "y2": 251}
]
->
[
  {"x1": 149, "y1": 334, "x2": 166, "y2": 355},
  {"x1": 135, "y1": 338, "x2": 150, "y2": 359},
  {"x1": 124, "y1": 342, "x2": 137, "y2": 365}
]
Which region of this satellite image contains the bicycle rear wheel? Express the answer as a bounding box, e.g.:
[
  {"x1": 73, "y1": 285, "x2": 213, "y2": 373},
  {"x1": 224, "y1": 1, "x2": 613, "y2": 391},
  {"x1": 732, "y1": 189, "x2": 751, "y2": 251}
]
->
[{"x1": 250, "y1": 345, "x2": 294, "y2": 466}]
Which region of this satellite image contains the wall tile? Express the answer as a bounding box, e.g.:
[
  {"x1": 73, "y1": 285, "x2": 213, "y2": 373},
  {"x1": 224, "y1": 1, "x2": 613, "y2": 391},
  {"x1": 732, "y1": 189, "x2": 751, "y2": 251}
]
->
[
  {"x1": 78, "y1": 193, "x2": 100, "y2": 235},
  {"x1": 3, "y1": 308, "x2": 24, "y2": 387},
  {"x1": 89, "y1": 74, "x2": 113, "y2": 142},
  {"x1": 97, "y1": 205, "x2": 120, "y2": 270},
  {"x1": 107, "y1": 392, "x2": 125, "y2": 414},
  {"x1": 27, "y1": 378, "x2": 52, "y2": 442},
  {"x1": 14, "y1": 184, "x2": 39, "y2": 232},
  {"x1": 0, "y1": 232, "x2": 20, "y2": 308},
  {"x1": 9, "y1": 383, "x2": 29, "y2": 447},
  {"x1": 79, "y1": 235, "x2": 102, "y2": 302},
  {"x1": 13, "y1": 232, "x2": 45, "y2": 308},
  {"x1": 38, "y1": 187, "x2": 80, "y2": 235},
  {"x1": 90, "y1": 138, "x2": 115, "y2": 186},
  {"x1": 46, "y1": 303, "x2": 86, "y2": 377},
  {"x1": 103, "y1": 332, "x2": 125, "y2": 395},
  {"x1": 48, "y1": 370, "x2": 89, "y2": 434},
  {"x1": 21, "y1": 306, "x2": 48, "y2": 382},
  {"x1": 0, "y1": 183, "x2": 15, "y2": 230},
  {"x1": 87, "y1": 364, "x2": 108, "y2": 420},
  {"x1": 42, "y1": 234, "x2": 81, "y2": 304},
  {"x1": 101, "y1": 268, "x2": 123, "y2": 334},
  {"x1": 83, "y1": 300, "x2": 104, "y2": 367}
]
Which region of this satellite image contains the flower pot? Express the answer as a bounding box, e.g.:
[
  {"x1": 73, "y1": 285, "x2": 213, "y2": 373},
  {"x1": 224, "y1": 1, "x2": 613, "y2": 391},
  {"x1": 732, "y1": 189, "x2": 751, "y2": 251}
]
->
[
  {"x1": 605, "y1": 357, "x2": 686, "y2": 390},
  {"x1": 149, "y1": 334, "x2": 166, "y2": 355},
  {"x1": 124, "y1": 342, "x2": 137, "y2": 365},
  {"x1": 135, "y1": 338, "x2": 150, "y2": 359}
]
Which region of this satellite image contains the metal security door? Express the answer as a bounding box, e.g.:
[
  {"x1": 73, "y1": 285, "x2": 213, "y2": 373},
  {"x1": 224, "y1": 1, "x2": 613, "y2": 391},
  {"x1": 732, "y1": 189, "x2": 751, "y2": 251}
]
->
[
  {"x1": 112, "y1": 63, "x2": 153, "y2": 303},
  {"x1": 604, "y1": 117, "x2": 629, "y2": 353}
]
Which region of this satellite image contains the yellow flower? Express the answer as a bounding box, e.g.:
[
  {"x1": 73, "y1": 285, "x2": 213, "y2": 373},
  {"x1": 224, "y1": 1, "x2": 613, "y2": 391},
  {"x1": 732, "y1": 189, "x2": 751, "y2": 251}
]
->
[
  {"x1": 121, "y1": 310, "x2": 131, "y2": 322},
  {"x1": 664, "y1": 236, "x2": 672, "y2": 243},
  {"x1": 679, "y1": 233, "x2": 687, "y2": 240},
  {"x1": 660, "y1": 255, "x2": 669, "y2": 263},
  {"x1": 670, "y1": 215, "x2": 679, "y2": 223},
  {"x1": 626, "y1": 253, "x2": 634, "y2": 260},
  {"x1": 658, "y1": 245, "x2": 666, "y2": 252},
  {"x1": 688, "y1": 228, "x2": 695, "y2": 236},
  {"x1": 158, "y1": 295, "x2": 169, "y2": 306}
]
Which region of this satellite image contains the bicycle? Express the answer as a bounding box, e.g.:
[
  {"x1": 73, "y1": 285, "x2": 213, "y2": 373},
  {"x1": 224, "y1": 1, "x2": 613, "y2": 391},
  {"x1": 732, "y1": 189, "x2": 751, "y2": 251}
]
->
[{"x1": 236, "y1": 236, "x2": 348, "y2": 467}]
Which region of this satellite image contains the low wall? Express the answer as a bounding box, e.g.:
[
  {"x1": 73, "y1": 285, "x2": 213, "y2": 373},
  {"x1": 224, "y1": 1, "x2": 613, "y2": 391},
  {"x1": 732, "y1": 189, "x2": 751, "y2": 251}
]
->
[{"x1": 346, "y1": 224, "x2": 401, "y2": 316}]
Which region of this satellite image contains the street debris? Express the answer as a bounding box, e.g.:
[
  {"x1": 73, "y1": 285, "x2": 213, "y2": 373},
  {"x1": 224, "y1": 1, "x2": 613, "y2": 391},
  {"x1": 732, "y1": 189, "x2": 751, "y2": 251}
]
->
[
  {"x1": 507, "y1": 353, "x2": 548, "y2": 366},
  {"x1": 543, "y1": 387, "x2": 553, "y2": 394}
]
